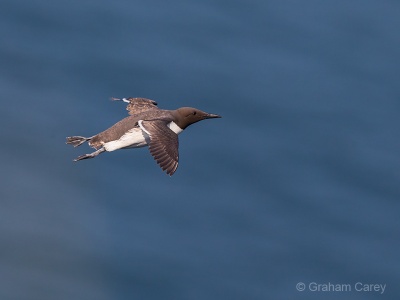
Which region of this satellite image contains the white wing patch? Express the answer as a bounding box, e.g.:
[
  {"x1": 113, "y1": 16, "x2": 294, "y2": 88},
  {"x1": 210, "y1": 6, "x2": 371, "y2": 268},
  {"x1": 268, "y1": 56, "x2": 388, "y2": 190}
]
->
[
  {"x1": 138, "y1": 120, "x2": 151, "y2": 135},
  {"x1": 138, "y1": 120, "x2": 183, "y2": 137}
]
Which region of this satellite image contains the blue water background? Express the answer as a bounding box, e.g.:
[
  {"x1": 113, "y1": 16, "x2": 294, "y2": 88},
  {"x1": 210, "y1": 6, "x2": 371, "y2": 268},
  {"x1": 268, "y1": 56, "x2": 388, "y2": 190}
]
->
[{"x1": 1, "y1": 0, "x2": 399, "y2": 299}]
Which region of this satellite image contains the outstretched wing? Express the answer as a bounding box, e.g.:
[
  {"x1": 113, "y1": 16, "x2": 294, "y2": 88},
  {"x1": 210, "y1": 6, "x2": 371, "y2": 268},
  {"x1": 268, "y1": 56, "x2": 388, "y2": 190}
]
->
[
  {"x1": 138, "y1": 120, "x2": 179, "y2": 176},
  {"x1": 112, "y1": 97, "x2": 158, "y2": 115}
]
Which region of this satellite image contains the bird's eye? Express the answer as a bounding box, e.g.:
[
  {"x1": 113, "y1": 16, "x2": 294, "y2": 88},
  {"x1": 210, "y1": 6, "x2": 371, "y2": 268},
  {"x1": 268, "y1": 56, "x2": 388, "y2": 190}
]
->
[{"x1": 192, "y1": 111, "x2": 197, "y2": 115}]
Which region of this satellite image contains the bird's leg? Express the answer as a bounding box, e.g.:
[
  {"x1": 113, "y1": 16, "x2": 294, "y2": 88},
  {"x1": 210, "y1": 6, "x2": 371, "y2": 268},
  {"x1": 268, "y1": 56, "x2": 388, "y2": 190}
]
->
[
  {"x1": 74, "y1": 148, "x2": 105, "y2": 161},
  {"x1": 66, "y1": 136, "x2": 93, "y2": 147}
]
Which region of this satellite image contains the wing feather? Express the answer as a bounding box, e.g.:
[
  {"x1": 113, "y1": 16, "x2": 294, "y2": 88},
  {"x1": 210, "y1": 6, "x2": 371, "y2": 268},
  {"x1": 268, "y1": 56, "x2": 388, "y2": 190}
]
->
[
  {"x1": 140, "y1": 120, "x2": 179, "y2": 176},
  {"x1": 112, "y1": 97, "x2": 158, "y2": 115}
]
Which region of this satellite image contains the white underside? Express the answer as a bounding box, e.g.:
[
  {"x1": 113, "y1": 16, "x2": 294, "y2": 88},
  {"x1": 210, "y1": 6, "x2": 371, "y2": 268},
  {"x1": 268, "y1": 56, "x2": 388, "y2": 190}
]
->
[
  {"x1": 103, "y1": 127, "x2": 148, "y2": 151},
  {"x1": 103, "y1": 121, "x2": 183, "y2": 152}
]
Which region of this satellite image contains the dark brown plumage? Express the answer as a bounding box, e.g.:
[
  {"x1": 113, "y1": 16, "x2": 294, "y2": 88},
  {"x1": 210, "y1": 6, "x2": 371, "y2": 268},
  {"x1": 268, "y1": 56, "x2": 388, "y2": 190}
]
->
[{"x1": 66, "y1": 97, "x2": 221, "y2": 175}]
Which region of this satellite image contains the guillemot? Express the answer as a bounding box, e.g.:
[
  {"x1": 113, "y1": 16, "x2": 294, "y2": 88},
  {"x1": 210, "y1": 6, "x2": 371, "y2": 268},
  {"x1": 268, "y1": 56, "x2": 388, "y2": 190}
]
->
[{"x1": 66, "y1": 97, "x2": 221, "y2": 175}]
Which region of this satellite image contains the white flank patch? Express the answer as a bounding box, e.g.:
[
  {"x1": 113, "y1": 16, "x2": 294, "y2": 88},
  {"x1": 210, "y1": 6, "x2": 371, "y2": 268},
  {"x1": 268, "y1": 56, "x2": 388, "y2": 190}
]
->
[
  {"x1": 104, "y1": 127, "x2": 149, "y2": 151},
  {"x1": 168, "y1": 121, "x2": 183, "y2": 134},
  {"x1": 122, "y1": 98, "x2": 130, "y2": 103}
]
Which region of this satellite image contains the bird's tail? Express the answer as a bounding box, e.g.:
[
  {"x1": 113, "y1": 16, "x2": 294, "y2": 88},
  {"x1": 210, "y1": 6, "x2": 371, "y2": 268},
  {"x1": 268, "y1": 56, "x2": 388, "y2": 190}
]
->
[{"x1": 66, "y1": 136, "x2": 92, "y2": 147}]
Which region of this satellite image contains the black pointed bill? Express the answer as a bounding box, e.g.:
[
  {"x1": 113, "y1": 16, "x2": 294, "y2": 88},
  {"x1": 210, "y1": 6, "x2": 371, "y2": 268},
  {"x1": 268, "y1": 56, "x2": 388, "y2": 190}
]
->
[{"x1": 205, "y1": 113, "x2": 222, "y2": 119}]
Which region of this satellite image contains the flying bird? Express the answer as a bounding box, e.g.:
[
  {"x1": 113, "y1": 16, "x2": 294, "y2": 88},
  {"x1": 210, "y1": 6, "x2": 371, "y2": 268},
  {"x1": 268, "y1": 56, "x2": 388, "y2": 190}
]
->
[{"x1": 66, "y1": 97, "x2": 221, "y2": 175}]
